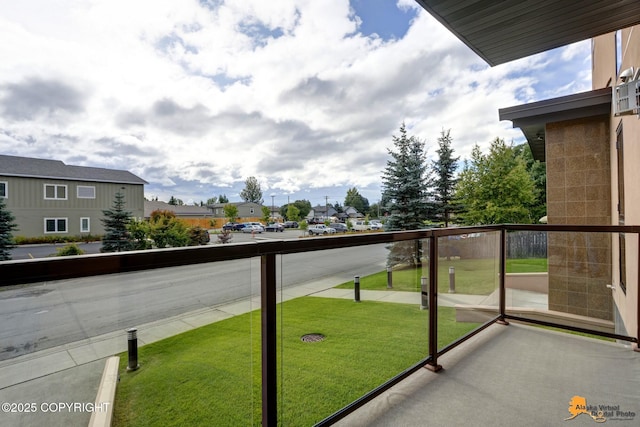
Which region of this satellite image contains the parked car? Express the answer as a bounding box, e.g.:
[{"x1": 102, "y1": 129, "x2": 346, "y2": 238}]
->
[
  {"x1": 223, "y1": 222, "x2": 244, "y2": 231},
  {"x1": 369, "y1": 221, "x2": 383, "y2": 230},
  {"x1": 265, "y1": 223, "x2": 284, "y2": 232},
  {"x1": 308, "y1": 224, "x2": 336, "y2": 235},
  {"x1": 283, "y1": 221, "x2": 299, "y2": 228},
  {"x1": 242, "y1": 224, "x2": 264, "y2": 233},
  {"x1": 330, "y1": 223, "x2": 348, "y2": 233}
]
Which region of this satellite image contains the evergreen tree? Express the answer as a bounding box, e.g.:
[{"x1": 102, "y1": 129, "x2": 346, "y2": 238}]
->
[
  {"x1": 218, "y1": 194, "x2": 229, "y2": 203},
  {"x1": 432, "y1": 129, "x2": 460, "y2": 226},
  {"x1": 0, "y1": 197, "x2": 18, "y2": 260},
  {"x1": 240, "y1": 176, "x2": 263, "y2": 204},
  {"x1": 381, "y1": 123, "x2": 431, "y2": 231},
  {"x1": 101, "y1": 191, "x2": 134, "y2": 252}
]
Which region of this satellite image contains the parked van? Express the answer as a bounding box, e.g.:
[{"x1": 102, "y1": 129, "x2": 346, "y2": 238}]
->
[{"x1": 352, "y1": 221, "x2": 370, "y2": 231}]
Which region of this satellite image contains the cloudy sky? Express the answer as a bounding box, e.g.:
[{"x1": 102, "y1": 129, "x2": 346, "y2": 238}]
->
[{"x1": 0, "y1": 0, "x2": 591, "y2": 208}]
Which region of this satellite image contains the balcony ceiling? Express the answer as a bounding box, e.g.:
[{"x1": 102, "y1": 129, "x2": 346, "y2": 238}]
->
[{"x1": 415, "y1": 0, "x2": 640, "y2": 66}]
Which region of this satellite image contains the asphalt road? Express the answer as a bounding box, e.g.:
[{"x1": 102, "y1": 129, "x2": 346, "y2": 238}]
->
[
  {"x1": 1, "y1": 234, "x2": 387, "y2": 361},
  {"x1": 8, "y1": 228, "x2": 303, "y2": 259}
]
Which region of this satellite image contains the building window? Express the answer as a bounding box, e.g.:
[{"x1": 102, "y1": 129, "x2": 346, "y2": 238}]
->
[
  {"x1": 0, "y1": 181, "x2": 6, "y2": 198},
  {"x1": 80, "y1": 217, "x2": 90, "y2": 233},
  {"x1": 77, "y1": 186, "x2": 96, "y2": 199},
  {"x1": 44, "y1": 184, "x2": 67, "y2": 200},
  {"x1": 616, "y1": 123, "x2": 624, "y2": 224},
  {"x1": 45, "y1": 218, "x2": 68, "y2": 233},
  {"x1": 619, "y1": 233, "x2": 627, "y2": 294}
]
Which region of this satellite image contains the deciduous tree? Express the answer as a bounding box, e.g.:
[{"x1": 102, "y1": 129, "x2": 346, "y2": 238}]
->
[
  {"x1": 223, "y1": 204, "x2": 239, "y2": 223},
  {"x1": 286, "y1": 204, "x2": 300, "y2": 221},
  {"x1": 344, "y1": 187, "x2": 369, "y2": 215},
  {"x1": 455, "y1": 138, "x2": 536, "y2": 225},
  {"x1": 240, "y1": 176, "x2": 263, "y2": 204}
]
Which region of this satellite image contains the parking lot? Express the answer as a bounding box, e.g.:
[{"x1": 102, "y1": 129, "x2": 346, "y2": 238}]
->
[{"x1": 212, "y1": 228, "x2": 304, "y2": 243}]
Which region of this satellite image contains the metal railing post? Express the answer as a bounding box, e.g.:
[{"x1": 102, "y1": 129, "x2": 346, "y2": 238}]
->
[
  {"x1": 498, "y1": 228, "x2": 509, "y2": 325},
  {"x1": 425, "y1": 235, "x2": 442, "y2": 372},
  {"x1": 261, "y1": 253, "x2": 277, "y2": 426},
  {"x1": 636, "y1": 234, "x2": 640, "y2": 352}
]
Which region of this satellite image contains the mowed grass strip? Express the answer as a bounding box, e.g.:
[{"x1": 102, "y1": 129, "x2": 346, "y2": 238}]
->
[
  {"x1": 113, "y1": 297, "x2": 479, "y2": 426},
  {"x1": 335, "y1": 258, "x2": 547, "y2": 295}
]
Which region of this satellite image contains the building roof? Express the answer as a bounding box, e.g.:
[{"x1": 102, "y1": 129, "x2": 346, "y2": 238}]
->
[
  {"x1": 499, "y1": 88, "x2": 612, "y2": 161},
  {"x1": 144, "y1": 200, "x2": 212, "y2": 218},
  {"x1": 0, "y1": 154, "x2": 147, "y2": 185},
  {"x1": 209, "y1": 201, "x2": 263, "y2": 209},
  {"x1": 415, "y1": 0, "x2": 640, "y2": 66}
]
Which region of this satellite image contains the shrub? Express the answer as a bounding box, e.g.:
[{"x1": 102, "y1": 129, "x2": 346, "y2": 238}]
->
[
  {"x1": 56, "y1": 243, "x2": 85, "y2": 256},
  {"x1": 188, "y1": 226, "x2": 211, "y2": 246},
  {"x1": 217, "y1": 229, "x2": 233, "y2": 244}
]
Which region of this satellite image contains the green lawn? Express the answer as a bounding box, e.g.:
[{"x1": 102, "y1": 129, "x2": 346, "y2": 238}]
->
[
  {"x1": 113, "y1": 297, "x2": 479, "y2": 426},
  {"x1": 335, "y1": 258, "x2": 547, "y2": 295},
  {"x1": 505, "y1": 257, "x2": 548, "y2": 273}
]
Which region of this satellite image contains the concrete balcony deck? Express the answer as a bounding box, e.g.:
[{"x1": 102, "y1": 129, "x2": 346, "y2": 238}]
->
[{"x1": 336, "y1": 322, "x2": 640, "y2": 426}]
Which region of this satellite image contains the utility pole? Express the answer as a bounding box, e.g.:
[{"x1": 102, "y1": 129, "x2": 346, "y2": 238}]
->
[{"x1": 325, "y1": 195, "x2": 329, "y2": 221}]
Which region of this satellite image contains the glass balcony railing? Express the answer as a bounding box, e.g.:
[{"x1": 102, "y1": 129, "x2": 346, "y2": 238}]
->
[{"x1": 1, "y1": 225, "x2": 638, "y2": 426}]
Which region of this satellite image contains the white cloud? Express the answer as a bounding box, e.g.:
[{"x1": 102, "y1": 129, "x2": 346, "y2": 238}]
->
[{"x1": 0, "y1": 0, "x2": 592, "y2": 205}]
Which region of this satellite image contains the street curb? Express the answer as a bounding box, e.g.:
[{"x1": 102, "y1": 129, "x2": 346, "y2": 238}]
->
[{"x1": 88, "y1": 356, "x2": 119, "y2": 427}]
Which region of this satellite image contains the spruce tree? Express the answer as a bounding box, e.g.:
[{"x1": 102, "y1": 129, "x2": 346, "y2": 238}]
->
[
  {"x1": 381, "y1": 123, "x2": 431, "y2": 267},
  {"x1": 381, "y1": 123, "x2": 430, "y2": 231},
  {"x1": 101, "y1": 191, "x2": 134, "y2": 252},
  {"x1": 0, "y1": 197, "x2": 18, "y2": 261},
  {"x1": 432, "y1": 129, "x2": 460, "y2": 226}
]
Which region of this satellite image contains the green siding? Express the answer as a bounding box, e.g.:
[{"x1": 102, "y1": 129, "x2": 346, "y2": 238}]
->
[{"x1": 1, "y1": 175, "x2": 144, "y2": 238}]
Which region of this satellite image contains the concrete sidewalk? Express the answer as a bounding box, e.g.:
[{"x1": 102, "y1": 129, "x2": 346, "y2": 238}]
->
[{"x1": 0, "y1": 283, "x2": 546, "y2": 426}]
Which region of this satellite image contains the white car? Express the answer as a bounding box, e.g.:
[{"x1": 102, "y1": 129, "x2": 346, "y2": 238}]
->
[{"x1": 242, "y1": 224, "x2": 264, "y2": 233}]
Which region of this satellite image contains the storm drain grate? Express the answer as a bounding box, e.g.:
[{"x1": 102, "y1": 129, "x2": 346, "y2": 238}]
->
[{"x1": 301, "y1": 333, "x2": 325, "y2": 343}]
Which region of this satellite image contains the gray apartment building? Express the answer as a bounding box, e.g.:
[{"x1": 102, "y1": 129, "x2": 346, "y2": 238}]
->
[{"x1": 0, "y1": 154, "x2": 147, "y2": 238}]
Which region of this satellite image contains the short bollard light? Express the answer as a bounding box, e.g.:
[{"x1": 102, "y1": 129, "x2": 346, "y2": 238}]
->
[
  {"x1": 386, "y1": 266, "x2": 393, "y2": 289},
  {"x1": 127, "y1": 328, "x2": 140, "y2": 372},
  {"x1": 354, "y1": 275, "x2": 361, "y2": 302},
  {"x1": 449, "y1": 266, "x2": 456, "y2": 294},
  {"x1": 420, "y1": 277, "x2": 428, "y2": 310}
]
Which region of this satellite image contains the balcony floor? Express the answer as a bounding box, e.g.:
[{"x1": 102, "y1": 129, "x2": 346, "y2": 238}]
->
[{"x1": 335, "y1": 322, "x2": 640, "y2": 426}]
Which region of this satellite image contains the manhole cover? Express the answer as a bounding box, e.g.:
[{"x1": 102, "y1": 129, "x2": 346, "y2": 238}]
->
[{"x1": 301, "y1": 333, "x2": 325, "y2": 343}]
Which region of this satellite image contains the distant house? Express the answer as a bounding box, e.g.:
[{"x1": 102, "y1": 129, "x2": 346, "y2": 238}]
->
[
  {"x1": 209, "y1": 202, "x2": 264, "y2": 219},
  {"x1": 306, "y1": 205, "x2": 338, "y2": 222},
  {"x1": 343, "y1": 206, "x2": 365, "y2": 219},
  {"x1": 144, "y1": 200, "x2": 212, "y2": 220},
  {"x1": 0, "y1": 154, "x2": 146, "y2": 238}
]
